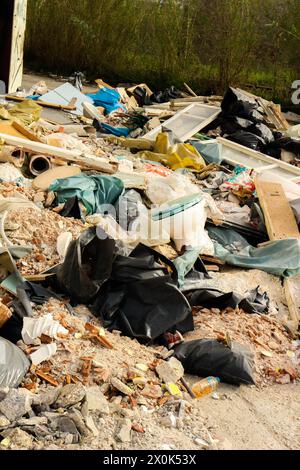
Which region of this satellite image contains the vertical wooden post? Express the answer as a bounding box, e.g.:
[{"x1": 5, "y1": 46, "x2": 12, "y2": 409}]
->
[{"x1": 0, "y1": 0, "x2": 27, "y2": 94}]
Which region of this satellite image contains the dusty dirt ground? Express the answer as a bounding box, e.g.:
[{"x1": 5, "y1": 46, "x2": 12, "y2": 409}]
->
[
  {"x1": 8, "y1": 72, "x2": 298, "y2": 451},
  {"x1": 22, "y1": 71, "x2": 97, "y2": 94},
  {"x1": 126, "y1": 382, "x2": 300, "y2": 451}
]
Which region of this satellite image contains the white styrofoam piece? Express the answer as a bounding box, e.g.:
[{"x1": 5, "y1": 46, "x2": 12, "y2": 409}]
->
[{"x1": 29, "y1": 343, "x2": 57, "y2": 366}]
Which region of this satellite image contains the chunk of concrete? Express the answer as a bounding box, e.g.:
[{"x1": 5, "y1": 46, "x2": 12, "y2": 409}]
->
[
  {"x1": 155, "y1": 357, "x2": 184, "y2": 384},
  {"x1": 0, "y1": 414, "x2": 10, "y2": 427},
  {"x1": 5, "y1": 428, "x2": 33, "y2": 449},
  {"x1": 111, "y1": 377, "x2": 134, "y2": 396},
  {"x1": 54, "y1": 384, "x2": 86, "y2": 409},
  {"x1": 115, "y1": 418, "x2": 132, "y2": 443},
  {"x1": 85, "y1": 386, "x2": 109, "y2": 414},
  {"x1": 0, "y1": 388, "x2": 33, "y2": 421}
]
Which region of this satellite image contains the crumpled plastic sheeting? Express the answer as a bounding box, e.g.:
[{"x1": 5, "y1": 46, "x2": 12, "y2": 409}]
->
[
  {"x1": 190, "y1": 140, "x2": 222, "y2": 165},
  {"x1": 86, "y1": 87, "x2": 125, "y2": 114},
  {"x1": 208, "y1": 226, "x2": 300, "y2": 277},
  {"x1": 138, "y1": 132, "x2": 206, "y2": 172},
  {"x1": 184, "y1": 286, "x2": 269, "y2": 314},
  {"x1": 56, "y1": 231, "x2": 194, "y2": 343},
  {"x1": 0, "y1": 100, "x2": 42, "y2": 125},
  {"x1": 55, "y1": 227, "x2": 116, "y2": 304},
  {"x1": 0, "y1": 337, "x2": 30, "y2": 387},
  {"x1": 174, "y1": 339, "x2": 255, "y2": 385},
  {"x1": 50, "y1": 174, "x2": 124, "y2": 215},
  {"x1": 93, "y1": 275, "x2": 193, "y2": 345}
]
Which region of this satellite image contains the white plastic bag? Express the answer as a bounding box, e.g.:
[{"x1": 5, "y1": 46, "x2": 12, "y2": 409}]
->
[{"x1": 0, "y1": 337, "x2": 30, "y2": 387}]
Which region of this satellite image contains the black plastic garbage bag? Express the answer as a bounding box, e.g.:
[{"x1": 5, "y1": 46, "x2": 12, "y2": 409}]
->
[
  {"x1": 267, "y1": 136, "x2": 300, "y2": 158},
  {"x1": 151, "y1": 86, "x2": 182, "y2": 104},
  {"x1": 61, "y1": 196, "x2": 85, "y2": 221},
  {"x1": 239, "y1": 287, "x2": 269, "y2": 314},
  {"x1": 55, "y1": 227, "x2": 116, "y2": 304},
  {"x1": 221, "y1": 87, "x2": 258, "y2": 119},
  {"x1": 93, "y1": 275, "x2": 193, "y2": 344},
  {"x1": 226, "y1": 131, "x2": 266, "y2": 151},
  {"x1": 219, "y1": 116, "x2": 253, "y2": 135},
  {"x1": 0, "y1": 313, "x2": 23, "y2": 344},
  {"x1": 174, "y1": 339, "x2": 255, "y2": 385},
  {"x1": 249, "y1": 122, "x2": 274, "y2": 144},
  {"x1": 0, "y1": 337, "x2": 30, "y2": 387},
  {"x1": 184, "y1": 286, "x2": 269, "y2": 314},
  {"x1": 131, "y1": 86, "x2": 152, "y2": 107}
]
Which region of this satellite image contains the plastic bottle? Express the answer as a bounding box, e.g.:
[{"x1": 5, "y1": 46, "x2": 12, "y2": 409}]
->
[{"x1": 192, "y1": 377, "x2": 220, "y2": 398}]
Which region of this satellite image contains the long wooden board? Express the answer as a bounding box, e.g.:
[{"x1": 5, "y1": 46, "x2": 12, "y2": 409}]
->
[
  {"x1": 0, "y1": 133, "x2": 117, "y2": 174},
  {"x1": 255, "y1": 180, "x2": 300, "y2": 240}
]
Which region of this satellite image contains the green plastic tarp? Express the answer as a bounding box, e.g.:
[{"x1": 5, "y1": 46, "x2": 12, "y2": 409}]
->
[
  {"x1": 208, "y1": 226, "x2": 300, "y2": 278},
  {"x1": 50, "y1": 174, "x2": 124, "y2": 215}
]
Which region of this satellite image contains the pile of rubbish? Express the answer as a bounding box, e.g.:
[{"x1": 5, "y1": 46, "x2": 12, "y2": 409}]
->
[{"x1": 0, "y1": 78, "x2": 299, "y2": 449}]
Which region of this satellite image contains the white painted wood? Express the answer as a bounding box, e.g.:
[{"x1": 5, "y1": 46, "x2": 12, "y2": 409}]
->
[
  {"x1": 217, "y1": 137, "x2": 300, "y2": 182},
  {"x1": 143, "y1": 103, "x2": 221, "y2": 142},
  {"x1": 8, "y1": 0, "x2": 27, "y2": 93}
]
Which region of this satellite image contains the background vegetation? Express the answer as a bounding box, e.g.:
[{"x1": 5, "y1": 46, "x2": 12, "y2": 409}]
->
[{"x1": 25, "y1": 0, "x2": 300, "y2": 103}]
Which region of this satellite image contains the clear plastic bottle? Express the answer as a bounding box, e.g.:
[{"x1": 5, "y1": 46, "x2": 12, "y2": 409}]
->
[{"x1": 192, "y1": 377, "x2": 220, "y2": 398}]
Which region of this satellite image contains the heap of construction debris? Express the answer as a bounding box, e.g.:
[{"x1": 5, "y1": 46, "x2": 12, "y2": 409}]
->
[{"x1": 0, "y1": 79, "x2": 299, "y2": 450}]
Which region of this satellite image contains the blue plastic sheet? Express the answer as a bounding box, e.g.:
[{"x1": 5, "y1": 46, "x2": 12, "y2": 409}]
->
[
  {"x1": 86, "y1": 87, "x2": 125, "y2": 114},
  {"x1": 100, "y1": 123, "x2": 131, "y2": 137}
]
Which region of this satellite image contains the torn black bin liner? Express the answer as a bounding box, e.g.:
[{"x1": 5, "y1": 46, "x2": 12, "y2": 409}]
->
[
  {"x1": 174, "y1": 339, "x2": 255, "y2": 385},
  {"x1": 92, "y1": 243, "x2": 194, "y2": 343},
  {"x1": 93, "y1": 275, "x2": 193, "y2": 344},
  {"x1": 184, "y1": 286, "x2": 269, "y2": 314},
  {"x1": 55, "y1": 226, "x2": 116, "y2": 304}
]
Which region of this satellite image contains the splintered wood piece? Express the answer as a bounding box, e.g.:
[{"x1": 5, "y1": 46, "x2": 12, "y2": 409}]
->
[
  {"x1": 12, "y1": 121, "x2": 43, "y2": 142},
  {"x1": 85, "y1": 322, "x2": 100, "y2": 335},
  {"x1": 87, "y1": 333, "x2": 113, "y2": 350},
  {"x1": 36, "y1": 370, "x2": 59, "y2": 387}
]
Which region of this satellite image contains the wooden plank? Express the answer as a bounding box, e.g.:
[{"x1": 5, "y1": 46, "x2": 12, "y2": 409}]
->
[
  {"x1": 0, "y1": 133, "x2": 117, "y2": 173},
  {"x1": 183, "y1": 83, "x2": 197, "y2": 97},
  {"x1": 8, "y1": 0, "x2": 27, "y2": 93},
  {"x1": 5, "y1": 94, "x2": 76, "y2": 111},
  {"x1": 12, "y1": 120, "x2": 43, "y2": 142},
  {"x1": 255, "y1": 180, "x2": 300, "y2": 240}
]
